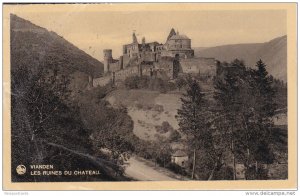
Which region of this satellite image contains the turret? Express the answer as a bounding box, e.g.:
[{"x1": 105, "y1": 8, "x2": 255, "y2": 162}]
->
[
  {"x1": 166, "y1": 28, "x2": 176, "y2": 41},
  {"x1": 103, "y1": 49, "x2": 113, "y2": 73},
  {"x1": 132, "y1": 32, "x2": 138, "y2": 44}
]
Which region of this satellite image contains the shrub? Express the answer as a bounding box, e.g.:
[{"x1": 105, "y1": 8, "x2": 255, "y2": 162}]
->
[
  {"x1": 155, "y1": 121, "x2": 174, "y2": 134},
  {"x1": 213, "y1": 166, "x2": 234, "y2": 180},
  {"x1": 124, "y1": 75, "x2": 150, "y2": 89},
  {"x1": 169, "y1": 129, "x2": 181, "y2": 142},
  {"x1": 153, "y1": 104, "x2": 164, "y2": 113},
  {"x1": 245, "y1": 165, "x2": 269, "y2": 180},
  {"x1": 167, "y1": 162, "x2": 187, "y2": 175}
]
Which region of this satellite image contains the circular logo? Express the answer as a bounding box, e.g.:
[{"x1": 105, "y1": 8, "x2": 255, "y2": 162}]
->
[{"x1": 16, "y1": 165, "x2": 26, "y2": 175}]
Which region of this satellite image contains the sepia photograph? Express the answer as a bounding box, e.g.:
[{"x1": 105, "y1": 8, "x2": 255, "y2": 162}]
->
[{"x1": 2, "y1": 3, "x2": 297, "y2": 190}]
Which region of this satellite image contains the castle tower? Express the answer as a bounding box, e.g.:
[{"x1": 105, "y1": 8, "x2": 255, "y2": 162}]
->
[
  {"x1": 103, "y1": 49, "x2": 113, "y2": 73},
  {"x1": 132, "y1": 32, "x2": 138, "y2": 44},
  {"x1": 166, "y1": 28, "x2": 176, "y2": 41}
]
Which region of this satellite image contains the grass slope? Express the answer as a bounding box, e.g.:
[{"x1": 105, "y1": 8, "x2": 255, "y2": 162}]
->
[{"x1": 10, "y1": 14, "x2": 104, "y2": 91}]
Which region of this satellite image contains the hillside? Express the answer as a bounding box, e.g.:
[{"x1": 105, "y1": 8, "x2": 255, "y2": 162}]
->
[
  {"x1": 194, "y1": 36, "x2": 287, "y2": 81},
  {"x1": 10, "y1": 14, "x2": 104, "y2": 91}
]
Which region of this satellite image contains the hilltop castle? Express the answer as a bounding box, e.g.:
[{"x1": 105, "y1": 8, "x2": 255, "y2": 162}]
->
[
  {"x1": 93, "y1": 28, "x2": 216, "y2": 87},
  {"x1": 103, "y1": 28, "x2": 194, "y2": 73}
]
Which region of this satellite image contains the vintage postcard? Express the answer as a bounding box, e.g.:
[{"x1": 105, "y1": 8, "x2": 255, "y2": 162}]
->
[{"x1": 2, "y1": 3, "x2": 297, "y2": 190}]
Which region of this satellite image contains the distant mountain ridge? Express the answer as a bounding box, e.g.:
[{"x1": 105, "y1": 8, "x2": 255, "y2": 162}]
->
[
  {"x1": 194, "y1": 35, "x2": 287, "y2": 81},
  {"x1": 10, "y1": 14, "x2": 104, "y2": 91}
]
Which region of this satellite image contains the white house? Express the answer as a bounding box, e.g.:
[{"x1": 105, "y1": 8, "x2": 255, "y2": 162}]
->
[{"x1": 171, "y1": 150, "x2": 189, "y2": 167}]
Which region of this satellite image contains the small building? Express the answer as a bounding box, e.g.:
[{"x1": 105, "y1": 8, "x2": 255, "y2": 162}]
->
[
  {"x1": 171, "y1": 150, "x2": 189, "y2": 167},
  {"x1": 235, "y1": 163, "x2": 246, "y2": 180}
]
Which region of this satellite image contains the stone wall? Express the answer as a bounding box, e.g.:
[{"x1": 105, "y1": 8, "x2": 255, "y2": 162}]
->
[
  {"x1": 154, "y1": 59, "x2": 174, "y2": 79},
  {"x1": 114, "y1": 65, "x2": 139, "y2": 81},
  {"x1": 141, "y1": 52, "x2": 156, "y2": 62},
  {"x1": 93, "y1": 57, "x2": 217, "y2": 87},
  {"x1": 93, "y1": 75, "x2": 112, "y2": 87},
  {"x1": 108, "y1": 60, "x2": 120, "y2": 72},
  {"x1": 180, "y1": 57, "x2": 216, "y2": 77},
  {"x1": 93, "y1": 65, "x2": 139, "y2": 87}
]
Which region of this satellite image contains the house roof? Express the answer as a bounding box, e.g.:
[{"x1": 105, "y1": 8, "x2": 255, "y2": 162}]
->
[{"x1": 172, "y1": 150, "x2": 188, "y2": 157}]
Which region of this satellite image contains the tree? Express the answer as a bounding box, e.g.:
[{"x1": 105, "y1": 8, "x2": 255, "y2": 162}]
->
[
  {"x1": 247, "y1": 59, "x2": 277, "y2": 177},
  {"x1": 214, "y1": 59, "x2": 277, "y2": 180},
  {"x1": 11, "y1": 65, "x2": 134, "y2": 182},
  {"x1": 250, "y1": 59, "x2": 277, "y2": 119},
  {"x1": 169, "y1": 129, "x2": 181, "y2": 142},
  {"x1": 11, "y1": 65, "x2": 97, "y2": 181},
  {"x1": 175, "y1": 76, "x2": 187, "y2": 91},
  {"x1": 176, "y1": 77, "x2": 211, "y2": 179},
  {"x1": 214, "y1": 59, "x2": 251, "y2": 180}
]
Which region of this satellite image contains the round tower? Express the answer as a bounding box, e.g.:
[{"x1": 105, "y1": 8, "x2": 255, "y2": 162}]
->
[{"x1": 103, "y1": 49, "x2": 113, "y2": 73}]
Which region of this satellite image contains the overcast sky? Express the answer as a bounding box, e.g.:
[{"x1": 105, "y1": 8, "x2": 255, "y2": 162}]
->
[{"x1": 13, "y1": 9, "x2": 286, "y2": 61}]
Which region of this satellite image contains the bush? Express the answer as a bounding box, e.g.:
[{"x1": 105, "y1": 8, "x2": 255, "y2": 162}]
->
[
  {"x1": 245, "y1": 165, "x2": 269, "y2": 180},
  {"x1": 167, "y1": 162, "x2": 187, "y2": 175},
  {"x1": 153, "y1": 104, "x2": 164, "y2": 113},
  {"x1": 124, "y1": 75, "x2": 150, "y2": 89},
  {"x1": 155, "y1": 121, "x2": 174, "y2": 134},
  {"x1": 169, "y1": 129, "x2": 181, "y2": 142},
  {"x1": 213, "y1": 166, "x2": 234, "y2": 180},
  {"x1": 124, "y1": 75, "x2": 176, "y2": 93}
]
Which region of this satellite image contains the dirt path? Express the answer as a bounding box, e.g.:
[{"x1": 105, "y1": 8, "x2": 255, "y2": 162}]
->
[{"x1": 124, "y1": 156, "x2": 184, "y2": 181}]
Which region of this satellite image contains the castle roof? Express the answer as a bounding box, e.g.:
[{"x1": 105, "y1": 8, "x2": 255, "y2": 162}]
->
[
  {"x1": 147, "y1": 42, "x2": 160, "y2": 46},
  {"x1": 167, "y1": 28, "x2": 177, "y2": 41},
  {"x1": 169, "y1": 34, "x2": 190, "y2": 40}
]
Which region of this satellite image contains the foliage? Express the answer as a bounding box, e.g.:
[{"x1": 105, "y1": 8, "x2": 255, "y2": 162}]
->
[
  {"x1": 176, "y1": 77, "x2": 216, "y2": 179},
  {"x1": 11, "y1": 60, "x2": 135, "y2": 182},
  {"x1": 245, "y1": 165, "x2": 269, "y2": 180},
  {"x1": 135, "y1": 137, "x2": 173, "y2": 168},
  {"x1": 124, "y1": 75, "x2": 176, "y2": 93},
  {"x1": 175, "y1": 75, "x2": 187, "y2": 90},
  {"x1": 169, "y1": 129, "x2": 181, "y2": 142},
  {"x1": 155, "y1": 121, "x2": 174, "y2": 134},
  {"x1": 212, "y1": 166, "x2": 234, "y2": 180},
  {"x1": 124, "y1": 75, "x2": 149, "y2": 89},
  {"x1": 167, "y1": 162, "x2": 187, "y2": 175},
  {"x1": 75, "y1": 86, "x2": 139, "y2": 161},
  {"x1": 213, "y1": 59, "x2": 277, "y2": 180},
  {"x1": 11, "y1": 65, "x2": 111, "y2": 182}
]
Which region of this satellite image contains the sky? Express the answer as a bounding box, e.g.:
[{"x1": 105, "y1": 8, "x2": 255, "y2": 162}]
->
[{"x1": 12, "y1": 9, "x2": 286, "y2": 61}]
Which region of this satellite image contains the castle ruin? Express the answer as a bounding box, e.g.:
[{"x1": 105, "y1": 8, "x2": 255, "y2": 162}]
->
[{"x1": 93, "y1": 28, "x2": 216, "y2": 87}]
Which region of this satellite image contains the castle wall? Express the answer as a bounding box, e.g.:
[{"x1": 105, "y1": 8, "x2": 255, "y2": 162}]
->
[
  {"x1": 93, "y1": 75, "x2": 112, "y2": 87},
  {"x1": 114, "y1": 65, "x2": 139, "y2": 81},
  {"x1": 167, "y1": 39, "x2": 191, "y2": 50},
  {"x1": 122, "y1": 54, "x2": 131, "y2": 67},
  {"x1": 103, "y1": 49, "x2": 113, "y2": 73},
  {"x1": 160, "y1": 49, "x2": 194, "y2": 58},
  {"x1": 93, "y1": 65, "x2": 139, "y2": 87},
  {"x1": 154, "y1": 59, "x2": 174, "y2": 78},
  {"x1": 141, "y1": 52, "x2": 156, "y2": 62},
  {"x1": 94, "y1": 57, "x2": 217, "y2": 87},
  {"x1": 108, "y1": 61, "x2": 120, "y2": 72},
  {"x1": 180, "y1": 57, "x2": 216, "y2": 77},
  {"x1": 160, "y1": 50, "x2": 175, "y2": 58}
]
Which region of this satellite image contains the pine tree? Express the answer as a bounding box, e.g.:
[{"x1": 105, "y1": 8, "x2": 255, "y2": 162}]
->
[
  {"x1": 214, "y1": 59, "x2": 249, "y2": 180},
  {"x1": 251, "y1": 59, "x2": 277, "y2": 119},
  {"x1": 176, "y1": 77, "x2": 211, "y2": 179},
  {"x1": 247, "y1": 59, "x2": 277, "y2": 177}
]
